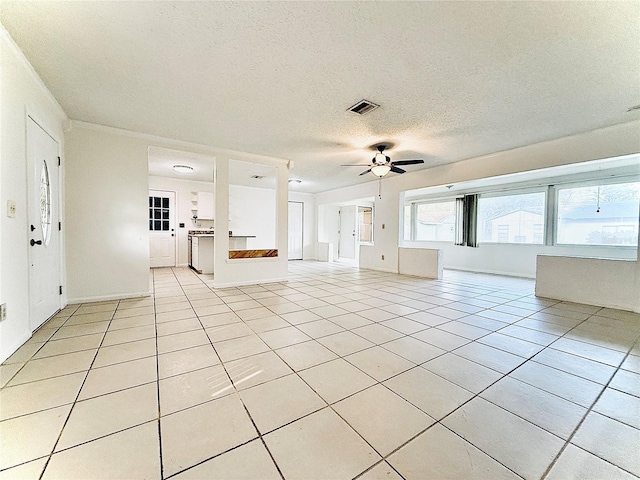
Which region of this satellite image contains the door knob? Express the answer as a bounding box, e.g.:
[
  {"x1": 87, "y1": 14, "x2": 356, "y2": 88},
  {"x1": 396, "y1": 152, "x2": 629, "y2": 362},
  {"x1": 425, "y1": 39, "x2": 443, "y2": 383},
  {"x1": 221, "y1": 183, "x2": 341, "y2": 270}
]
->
[
  {"x1": 30, "y1": 239, "x2": 42, "y2": 246},
  {"x1": 30, "y1": 225, "x2": 36, "y2": 232}
]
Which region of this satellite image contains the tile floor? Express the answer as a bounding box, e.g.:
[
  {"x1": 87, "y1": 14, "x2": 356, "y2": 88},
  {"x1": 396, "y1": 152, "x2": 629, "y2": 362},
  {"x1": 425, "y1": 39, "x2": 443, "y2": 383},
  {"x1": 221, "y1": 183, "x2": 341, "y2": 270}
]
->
[{"x1": 1, "y1": 262, "x2": 639, "y2": 479}]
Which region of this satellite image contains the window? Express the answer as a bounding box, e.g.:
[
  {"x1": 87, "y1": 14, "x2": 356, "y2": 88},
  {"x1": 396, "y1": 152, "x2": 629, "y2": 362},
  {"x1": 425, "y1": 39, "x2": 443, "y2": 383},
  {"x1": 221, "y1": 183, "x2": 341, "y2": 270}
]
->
[
  {"x1": 556, "y1": 181, "x2": 640, "y2": 246},
  {"x1": 477, "y1": 191, "x2": 546, "y2": 244},
  {"x1": 414, "y1": 200, "x2": 456, "y2": 242},
  {"x1": 40, "y1": 160, "x2": 52, "y2": 245},
  {"x1": 358, "y1": 206, "x2": 373, "y2": 243},
  {"x1": 149, "y1": 196, "x2": 170, "y2": 231}
]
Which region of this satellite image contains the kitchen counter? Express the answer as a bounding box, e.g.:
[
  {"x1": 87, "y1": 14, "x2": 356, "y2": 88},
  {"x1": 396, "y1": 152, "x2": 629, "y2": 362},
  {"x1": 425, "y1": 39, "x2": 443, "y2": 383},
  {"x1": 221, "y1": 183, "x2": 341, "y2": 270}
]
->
[
  {"x1": 188, "y1": 230, "x2": 255, "y2": 239},
  {"x1": 188, "y1": 231, "x2": 255, "y2": 274}
]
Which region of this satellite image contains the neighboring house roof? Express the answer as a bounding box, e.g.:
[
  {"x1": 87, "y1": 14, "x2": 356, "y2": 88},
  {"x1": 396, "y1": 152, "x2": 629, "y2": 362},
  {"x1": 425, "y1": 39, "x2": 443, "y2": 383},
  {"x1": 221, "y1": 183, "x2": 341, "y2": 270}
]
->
[{"x1": 484, "y1": 207, "x2": 544, "y2": 222}]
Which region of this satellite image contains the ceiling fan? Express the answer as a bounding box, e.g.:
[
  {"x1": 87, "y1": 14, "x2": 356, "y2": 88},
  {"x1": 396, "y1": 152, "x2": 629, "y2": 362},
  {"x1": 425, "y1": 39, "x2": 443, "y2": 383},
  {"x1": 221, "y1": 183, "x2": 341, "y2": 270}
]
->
[{"x1": 342, "y1": 143, "x2": 425, "y2": 178}]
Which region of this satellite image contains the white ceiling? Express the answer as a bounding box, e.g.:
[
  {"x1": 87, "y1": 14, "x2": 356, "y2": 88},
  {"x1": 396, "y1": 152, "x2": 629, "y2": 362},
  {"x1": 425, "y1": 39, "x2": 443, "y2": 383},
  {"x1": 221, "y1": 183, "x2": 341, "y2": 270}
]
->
[{"x1": 2, "y1": 1, "x2": 639, "y2": 193}]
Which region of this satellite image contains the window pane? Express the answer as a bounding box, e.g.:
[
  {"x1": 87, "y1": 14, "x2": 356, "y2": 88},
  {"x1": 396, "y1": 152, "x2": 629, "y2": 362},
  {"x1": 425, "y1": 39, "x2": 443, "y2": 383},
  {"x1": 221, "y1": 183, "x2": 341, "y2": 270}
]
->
[
  {"x1": 154, "y1": 197, "x2": 161, "y2": 207},
  {"x1": 557, "y1": 182, "x2": 640, "y2": 246},
  {"x1": 149, "y1": 197, "x2": 153, "y2": 207},
  {"x1": 403, "y1": 205, "x2": 411, "y2": 241},
  {"x1": 357, "y1": 206, "x2": 373, "y2": 243},
  {"x1": 162, "y1": 209, "x2": 169, "y2": 219},
  {"x1": 477, "y1": 192, "x2": 545, "y2": 244},
  {"x1": 162, "y1": 197, "x2": 169, "y2": 209},
  {"x1": 149, "y1": 220, "x2": 153, "y2": 231},
  {"x1": 154, "y1": 220, "x2": 161, "y2": 230},
  {"x1": 154, "y1": 209, "x2": 161, "y2": 219},
  {"x1": 163, "y1": 221, "x2": 170, "y2": 231},
  {"x1": 415, "y1": 201, "x2": 456, "y2": 241}
]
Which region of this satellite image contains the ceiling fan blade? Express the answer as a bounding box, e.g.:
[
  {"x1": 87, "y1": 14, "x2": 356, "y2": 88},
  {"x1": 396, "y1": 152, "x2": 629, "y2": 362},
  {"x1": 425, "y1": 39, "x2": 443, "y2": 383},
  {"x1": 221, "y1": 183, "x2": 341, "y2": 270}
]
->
[
  {"x1": 341, "y1": 164, "x2": 372, "y2": 167},
  {"x1": 392, "y1": 159, "x2": 425, "y2": 166},
  {"x1": 390, "y1": 166, "x2": 406, "y2": 174},
  {"x1": 359, "y1": 169, "x2": 372, "y2": 176}
]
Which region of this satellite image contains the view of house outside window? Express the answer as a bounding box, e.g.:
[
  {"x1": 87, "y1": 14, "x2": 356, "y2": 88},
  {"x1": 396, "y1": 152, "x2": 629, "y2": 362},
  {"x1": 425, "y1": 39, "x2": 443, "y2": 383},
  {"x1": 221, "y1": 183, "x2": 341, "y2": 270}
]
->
[
  {"x1": 414, "y1": 201, "x2": 457, "y2": 242},
  {"x1": 556, "y1": 182, "x2": 640, "y2": 246},
  {"x1": 477, "y1": 192, "x2": 546, "y2": 244}
]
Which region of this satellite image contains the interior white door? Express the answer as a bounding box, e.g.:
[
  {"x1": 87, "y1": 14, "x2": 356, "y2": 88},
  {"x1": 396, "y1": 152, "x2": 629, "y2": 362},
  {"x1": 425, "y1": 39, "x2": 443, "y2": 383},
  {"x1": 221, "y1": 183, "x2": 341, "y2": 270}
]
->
[
  {"x1": 27, "y1": 118, "x2": 61, "y2": 331},
  {"x1": 288, "y1": 201, "x2": 303, "y2": 260},
  {"x1": 339, "y1": 205, "x2": 357, "y2": 259},
  {"x1": 149, "y1": 190, "x2": 176, "y2": 267}
]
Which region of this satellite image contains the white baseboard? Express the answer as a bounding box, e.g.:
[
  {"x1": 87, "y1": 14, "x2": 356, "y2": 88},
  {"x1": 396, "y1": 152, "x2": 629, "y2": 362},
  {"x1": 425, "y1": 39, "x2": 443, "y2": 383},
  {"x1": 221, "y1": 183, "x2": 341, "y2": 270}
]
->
[
  {"x1": 445, "y1": 267, "x2": 535, "y2": 279},
  {"x1": 359, "y1": 266, "x2": 399, "y2": 274},
  {"x1": 66, "y1": 291, "x2": 151, "y2": 305}
]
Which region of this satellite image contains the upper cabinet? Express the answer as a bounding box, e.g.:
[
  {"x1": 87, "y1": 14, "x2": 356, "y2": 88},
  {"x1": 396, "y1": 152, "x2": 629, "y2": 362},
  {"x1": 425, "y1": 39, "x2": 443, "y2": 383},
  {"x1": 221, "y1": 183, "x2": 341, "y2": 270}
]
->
[{"x1": 192, "y1": 191, "x2": 215, "y2": 220}]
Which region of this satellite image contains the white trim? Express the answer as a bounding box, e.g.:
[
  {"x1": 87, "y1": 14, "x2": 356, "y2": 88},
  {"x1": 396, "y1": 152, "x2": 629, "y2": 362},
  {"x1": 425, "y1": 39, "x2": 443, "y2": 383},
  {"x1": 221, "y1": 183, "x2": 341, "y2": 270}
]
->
[
  {"x1": 1, "y1": 25, "x2": 68, "y2": 120},
  {"x1": 445, "y1": 266, "x2": 535, "y2": 279},
  {"x1": 70, "y1": 120, "x2": 290, "y2": 166},
  {"x1": 358, "y1": 267, "x2": 399, "y2": 274},
  {"x1": 67, "y1": 291, "x2": 151, "y2": 304}
]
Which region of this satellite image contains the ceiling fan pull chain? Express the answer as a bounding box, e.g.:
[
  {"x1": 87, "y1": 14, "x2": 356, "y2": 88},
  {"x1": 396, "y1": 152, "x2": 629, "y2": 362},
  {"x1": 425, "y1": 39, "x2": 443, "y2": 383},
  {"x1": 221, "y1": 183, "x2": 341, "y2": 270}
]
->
[{"x1": 378, "y1": 178, "x2": 382, "y2": 199}]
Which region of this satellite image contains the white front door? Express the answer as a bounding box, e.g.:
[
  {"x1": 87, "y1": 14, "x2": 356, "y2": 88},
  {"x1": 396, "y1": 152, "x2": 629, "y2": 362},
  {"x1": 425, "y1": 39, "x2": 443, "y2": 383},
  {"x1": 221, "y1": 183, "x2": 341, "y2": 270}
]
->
[
  {"x1": 149, "y1": 190, "x2": 176, "y2": 267},
  {"x1": 338, "y1": 205, "x2": 356, "y2": 259},
  {"x1": 288, "y1": 201, "x2": 303, "y2": 260},
  {"x1": 27, "y1": 118, "x2": 62, "y2": 331}
]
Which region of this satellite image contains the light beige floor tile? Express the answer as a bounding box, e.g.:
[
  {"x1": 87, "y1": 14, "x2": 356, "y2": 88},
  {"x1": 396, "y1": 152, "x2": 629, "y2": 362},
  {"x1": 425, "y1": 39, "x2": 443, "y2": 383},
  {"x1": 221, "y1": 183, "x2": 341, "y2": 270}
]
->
[
  {"x1": 154, "y1": 300, "x2": 192, "y2": 313},
  {"x1": 454, "y1": 342, "x2": 526, "y2": 373},
  {"x1": 546, "y1": 443, "x2": 638, "y2": 480},
  {"x1": 358, "y1": 461, "x2": 403, "y2": 480},
  {"x1": 609, "y1": 369, "x2": 640, "y2": 397},
  {"x1": 214, "y1": 335, "x2": 271, "y2": 362},
  {"x1": 50, "y1": 321, "x2": 109, "y2": 341},
  {"x1": 240, "y1": 373, "x2": 325, "y2": 433},
  {"x1": 78, "y1": 356, "x2": 157, "y2": 400},
  {"x1": 478, "y1": 332, "x2": 544, "y2": 358},
  {"x1": 156, "y1": 317, "x2": 202, "y2": 337},
  {"x1": 279, "y1": 309, "x2": 323, "y2": 325},
  {"x1": 299, "y1": 358, "x2": 376, "y2": 404},
  {"x1": 158, "y1": 344, "x2": 220, "y2": 379},
  {"x1": 352, "y1": 324, "x2": 404, "y2": 345},
  {"x1": 384, "y1": 366, "x2": 473, "y2": 420},
  {"x1": 276, "y1": 340, "x2": 338, "y2": 371},
  {"x1": 159, "y1": 364, "x2": 232, "y2": 415},
  {"x1": 43, "y1": 422, "x2": 160, "y2": 480},
  {"x1": 199, "y1": 311, "x2": 242, "y2": 328},
  {"x1": 296, "y1": 319, "x2": 345, "y2": 338},
  {"x1": 412, "y1": 328, "x2": 469, "y2": 351},
  {"x1": 236, "y1": 306, "x2": 279, "y2": 321},
  {"x1": 0, "y1": 405, "x2": 70, "y2": 470},
  {"x1": 57, "y1": 383, "x2": 158, "y2": 449},
  {"x1": 32, "y1": 333, "x2": 103, "y2": 359},
  {"x1": 380, "y1": 317, "x2": 428, "y2": 335},
  {"x1": 264, "y1": 408, "x2": 380, "y2": 479},
  {"x1": 423, "y1": 353, "x2": 502, "y2": 393},
  {"x1": 0, "y1": 363, "x2": 23, "y2": 389},
  {"x1": 102, "y1": 324, "x2": 156, "y2": 346},
  {"x1": 258, "y1": 326, "x2": 312, "y2": 349},
  {"x1": 0, "y1": 458, "x2": 47, "y2": 480},
  {"x1": 404, "y1": 311, "x2": 450, "y2": 327},
  {"x1": 245, "y1": 316, "x2": 289, "y2": 333},
  {"x1": 329, "y1": 313, "x2": 373, "y2": 330},
  {"x1": 388, "y1": 423, "x2": 520, "y2": 480},
  {"x1": 511, "y1": 361, "x2": 603, "y2": 407},
  {"x1": 317, "y1": 331, "x2": 374, "y2": 356},
  {"x1": 8, "y1": 350, "x2": 95, "y2": 386},
  {"x1": 355, "y1": 308, "x2": 398, "y2": 323},
  {"x1": 443, "y1": 397, "x2": 564, "y2": 480},
  {"x1": 345, "y1": 346, "x2": 414, "y2": 382},
  {"x1": 621, "y1": 354, "x2": 640, "y2": 374},
  {"x1": 157, "y1": 329, "x2": 210, "y2": 354},
  {"x1": 572, "y1": 412, "x2": 640, "y2": 476},
  {"x1": 381, "y1": 336, "x2": 445, "y2": 364},
  {"x1": 172, "y1": 439, "x2": 280, "y2": 480},
  {"x1": 532, "y1": 348, "x2": 616, "y2": 384},
  {"x1": 593, "y1": 388, "x2": 640, "y2": 429},
  {"x1": 482, "y1": 376, "x2": 587, "y2": 439},
  {"x1": 436, "y1": 320, "x2": 491, "y2": 340},
  {"x1": 551, "y1": 337, "x2": 626, "y2": 366},
  {"x1": 93, "y1": 337, "x2": 156, "y2": 368},
  {"x1": 225, "y1": 350, "x2": 293, "y2": 390},
  {"x1": 2, "y1": 342, "x2": 41, "y2": 364},
  {"x1": 334, "y1": 384, "x2": 434, "y2": 455},
  {"x1": 108, "y1": 314, "x2": 155, "y2": 331},
  {"x1": 161, "y1": 394, "x2": 257, "y2": 477},
  {"x1": 156, "y1": 309, "x2": 198, "y2": 324},
  {"x1": 113, "y1": 305, "x2": 155, "y2": 319},
  {"x1": 0, "y1": 372, "x2": 84, "y2": 420}
]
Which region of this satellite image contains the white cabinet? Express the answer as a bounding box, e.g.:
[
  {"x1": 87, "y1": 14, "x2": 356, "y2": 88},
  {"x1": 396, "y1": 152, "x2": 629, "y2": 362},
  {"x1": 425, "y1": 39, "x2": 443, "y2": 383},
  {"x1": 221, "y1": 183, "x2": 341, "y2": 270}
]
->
[
  {"x1": 189, "y1": 236, "x2": 214, "y2": 274},
  {"x1": 193, "y1": 191, "x2": 214, "y2": 220}
]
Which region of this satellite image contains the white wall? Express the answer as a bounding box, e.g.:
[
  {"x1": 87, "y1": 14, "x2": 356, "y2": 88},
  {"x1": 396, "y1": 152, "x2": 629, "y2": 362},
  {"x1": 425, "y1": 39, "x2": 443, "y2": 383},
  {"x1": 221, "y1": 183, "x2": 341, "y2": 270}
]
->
[
  {"x1": 148, "y1": 176, "x2": 214, "y2": 266},
  {"x1": 229, "y1": 184, "x2": 275, "y2": 249},
  {"x1": 289, "y1": 191, "x2": 316, "y2": 260},
  {"x1": 0, "y1": 26, "x2": 67, "y2": 362}
]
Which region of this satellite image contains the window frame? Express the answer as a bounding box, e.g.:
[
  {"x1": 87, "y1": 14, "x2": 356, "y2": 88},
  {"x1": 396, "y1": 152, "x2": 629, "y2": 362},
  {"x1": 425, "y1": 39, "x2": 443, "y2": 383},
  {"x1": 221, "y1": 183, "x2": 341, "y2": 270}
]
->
[{"x1": 407, "y1": 197, "x2": 460, "y2": 243}]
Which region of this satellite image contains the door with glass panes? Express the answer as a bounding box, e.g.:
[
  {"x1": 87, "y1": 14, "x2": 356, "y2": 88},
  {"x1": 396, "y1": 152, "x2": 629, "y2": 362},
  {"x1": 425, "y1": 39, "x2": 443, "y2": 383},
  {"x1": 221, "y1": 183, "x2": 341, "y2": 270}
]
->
[{"x1": 149, "y1": 190, "x2": 176, "y2": 267}]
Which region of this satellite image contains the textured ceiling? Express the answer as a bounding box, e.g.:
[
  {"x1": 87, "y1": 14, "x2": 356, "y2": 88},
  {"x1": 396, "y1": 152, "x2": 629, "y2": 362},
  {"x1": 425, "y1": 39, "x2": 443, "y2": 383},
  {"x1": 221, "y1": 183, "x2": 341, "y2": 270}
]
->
[{"x1": 2, "y1": 1, "x2": 639, "y2": 193}]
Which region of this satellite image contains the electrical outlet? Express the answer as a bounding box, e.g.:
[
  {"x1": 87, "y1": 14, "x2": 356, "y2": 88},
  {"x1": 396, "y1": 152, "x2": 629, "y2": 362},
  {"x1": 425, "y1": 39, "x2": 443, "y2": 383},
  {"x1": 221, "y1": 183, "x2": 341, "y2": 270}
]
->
[
  {"x1": 7, "y1": 200, "x2": 16, "y2": 218},
  {"x1": 381, "y1": 254, "x2": 385, "y2": 260},
  {"x1": 0, "y1": 303, "x2": 6, "y2": 322}
]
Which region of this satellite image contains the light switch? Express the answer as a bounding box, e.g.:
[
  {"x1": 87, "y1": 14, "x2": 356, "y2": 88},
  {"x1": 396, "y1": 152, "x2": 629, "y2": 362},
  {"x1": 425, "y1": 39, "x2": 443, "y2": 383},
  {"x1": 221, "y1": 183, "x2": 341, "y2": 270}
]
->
[{"x1": 7, "y1": 200, "x2": 16, "y2": 218}]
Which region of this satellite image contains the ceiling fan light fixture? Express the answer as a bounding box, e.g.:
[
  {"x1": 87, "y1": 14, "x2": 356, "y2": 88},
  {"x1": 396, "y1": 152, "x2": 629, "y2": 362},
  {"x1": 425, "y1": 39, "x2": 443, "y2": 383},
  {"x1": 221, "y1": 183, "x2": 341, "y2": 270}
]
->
[
  {"x1": 371, "y1": 164, "x2": 391, "y2": 177},
  {"x1": 173, "y1": 164, "x2": 194, "y2": 173},
  {"x1": 374, "y1": 152, "x2": 387, "y2": 165}
]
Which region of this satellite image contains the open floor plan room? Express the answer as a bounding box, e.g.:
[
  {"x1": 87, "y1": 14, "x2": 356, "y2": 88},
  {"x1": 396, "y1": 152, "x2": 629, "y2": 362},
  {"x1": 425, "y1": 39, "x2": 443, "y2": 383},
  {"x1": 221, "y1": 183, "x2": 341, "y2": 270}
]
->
[{"x1": 1, "y1": 262, "x2": 638, "y2": 480}]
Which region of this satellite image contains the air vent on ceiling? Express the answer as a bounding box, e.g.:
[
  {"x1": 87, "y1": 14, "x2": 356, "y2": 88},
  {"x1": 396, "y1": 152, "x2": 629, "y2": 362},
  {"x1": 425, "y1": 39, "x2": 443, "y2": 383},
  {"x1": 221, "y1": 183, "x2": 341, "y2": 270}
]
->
[
  {"x1": 251, "y1": 175, "x2": 265, "y2": 179},
  {"x1": 348, "y1": 99, "x2": 380, "y2": 115}
]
